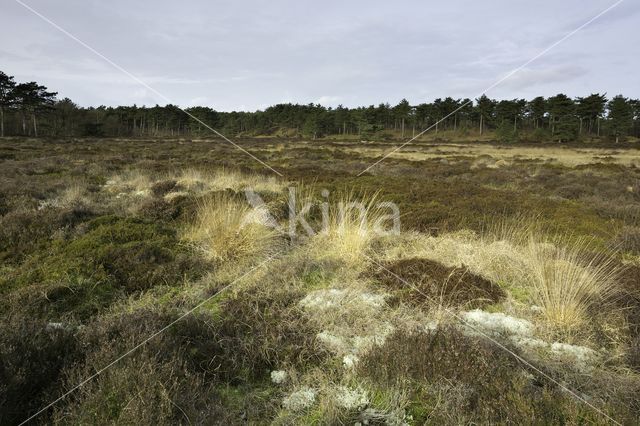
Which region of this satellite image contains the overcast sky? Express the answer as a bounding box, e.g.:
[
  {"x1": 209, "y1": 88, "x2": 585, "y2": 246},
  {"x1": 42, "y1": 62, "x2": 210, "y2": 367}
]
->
[{"x1": 2, "y1": 0, "x2": 638, "y2": 111}]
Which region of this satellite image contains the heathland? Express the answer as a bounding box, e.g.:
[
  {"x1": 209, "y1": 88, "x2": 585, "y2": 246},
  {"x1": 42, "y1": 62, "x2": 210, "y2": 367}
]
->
[{"x1": 1, "y1": 135, "x2": 640, "y2": 424}]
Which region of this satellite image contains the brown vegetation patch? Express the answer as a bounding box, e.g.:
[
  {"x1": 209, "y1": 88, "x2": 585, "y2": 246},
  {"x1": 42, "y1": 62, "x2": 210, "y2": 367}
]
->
[
  {"x1": 358, "y1": 328, "x2": 633, "y2": 423},
  {"x1": 150, "y1": 179, "x2": 179, "y2": 197},
  {"x1": 615, "y1": 226, "x2": 640, "y2": 255},
  {"x1": 371, "y1": 257, "x2": 505, "y2": 308}
]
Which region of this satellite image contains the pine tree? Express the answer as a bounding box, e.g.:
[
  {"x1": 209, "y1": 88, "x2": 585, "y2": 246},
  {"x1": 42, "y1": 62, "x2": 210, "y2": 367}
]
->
[
  {"x1": 476, "y1": 95, "x2": 495, "y2": 135},
  {"x1": 528, "y1": 96, "x2": 546, "y2": 129},
  {"x1": 607, "y1": 95, "x2": 633, "y2": 143},
  {"x1": 547, "y1": 94, "x2": 576, "y2": 141},
  {"x1": 0, "y1": 71, "x2": 16, "y2": 137},
  {"x1": 13, "y1": 82, "x2": 57, "y2": 136},
  {"x1": 576, "y1": 93, "x2": 607, "y2": 135},
  {"x1": 393, "y1": 99, "x2": 411, "y2": 137}
]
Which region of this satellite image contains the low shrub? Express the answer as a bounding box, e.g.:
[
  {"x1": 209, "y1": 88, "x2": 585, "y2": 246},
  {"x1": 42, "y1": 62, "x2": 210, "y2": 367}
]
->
[
  {"x1": 150, "y1": 179, "x2": 179, "y2": 197},
  {"x1": 358, "y1": 327, "x2": 616, "y2": 423},
  {"x1": 0, "y1": 205, "x2": 96, "y2": 263},
  {"x1": 136, "y1": 197, "x2": 183, "y2": 221},
  {"x1": 218, "y1": 285, "x2": 326, "y2": 382},
  {"x1": 0, "y1": 316, "x2": 82, "y2": 425},
  {"x1": 55, "y1": 354, "x2": 226, "y2": 425}
]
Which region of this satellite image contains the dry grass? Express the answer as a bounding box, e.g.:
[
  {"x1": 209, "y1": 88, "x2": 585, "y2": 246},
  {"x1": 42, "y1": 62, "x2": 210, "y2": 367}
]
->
[
  {"x1": 308, "y1": 191, "x2": 394, "y2": 269},
  {"x1": 523, "y1": 238, "x2": 621, "y2": 333},
  {"x1": 176, "y1": 168, "x2": 282, "y2": 193},
  {"x1": 342, "y1": 144, "x2": 640, "y2": 167},
  {"x1": 104, "y1": 169, "x2": 152, "y2": 196},
  {"x1": 183, "y1": 193, "x2": 280, "y2": 263},
  {"x1": 104, "y1": 168, "x2": 283, "y2": 201}
]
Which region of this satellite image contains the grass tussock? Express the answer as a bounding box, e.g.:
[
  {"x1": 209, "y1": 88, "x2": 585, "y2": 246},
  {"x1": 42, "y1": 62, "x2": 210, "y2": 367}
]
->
[
  {"x1": 488, "y1": 217, "x2": 623, "y2": 333},
  {"x1": 104, "y1": 169, "x2": 152, "y2": 197},
  {"x1": 523, "y1": 238, "x2": 621, "y2": 333},
  {"x1": 308, "y1": 190, "x2": 394, "y2": 268},
  {"x1": 183, "y1": 193, "x2": 280, "y2": 263}
]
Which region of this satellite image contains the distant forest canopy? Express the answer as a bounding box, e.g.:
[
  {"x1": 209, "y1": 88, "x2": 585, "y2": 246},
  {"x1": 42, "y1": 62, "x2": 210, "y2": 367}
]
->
[{"x1": 1, "y1": 70, "x2": 639, "y2": 142}]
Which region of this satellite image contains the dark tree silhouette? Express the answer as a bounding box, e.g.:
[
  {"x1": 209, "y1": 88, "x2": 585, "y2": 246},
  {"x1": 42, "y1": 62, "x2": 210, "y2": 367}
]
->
[{"x1": 0, "y1": 71, "x2": 16, "y2": 137}]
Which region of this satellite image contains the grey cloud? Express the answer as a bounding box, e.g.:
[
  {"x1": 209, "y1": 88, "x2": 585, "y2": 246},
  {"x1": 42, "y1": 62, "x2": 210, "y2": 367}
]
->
[{"x1": 1, "y1": 0, "x2": 637, "y2": 110}]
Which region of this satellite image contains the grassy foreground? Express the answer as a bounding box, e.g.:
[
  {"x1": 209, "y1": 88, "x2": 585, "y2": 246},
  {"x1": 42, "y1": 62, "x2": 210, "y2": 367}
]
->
[{"x1": 1, "y1": 137, "x2": 640, "y2": 424}]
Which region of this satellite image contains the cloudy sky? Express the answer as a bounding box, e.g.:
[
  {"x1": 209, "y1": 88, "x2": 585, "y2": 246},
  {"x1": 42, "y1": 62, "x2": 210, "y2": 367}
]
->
[{"x1": 2, "y1": 0, "x2": 638, "y2": 111}]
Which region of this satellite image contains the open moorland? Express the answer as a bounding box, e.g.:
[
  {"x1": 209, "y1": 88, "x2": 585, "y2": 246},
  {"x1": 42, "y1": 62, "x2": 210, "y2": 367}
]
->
[{"x1": 1, "y1": 136, "x2": 640, "y2": 424}]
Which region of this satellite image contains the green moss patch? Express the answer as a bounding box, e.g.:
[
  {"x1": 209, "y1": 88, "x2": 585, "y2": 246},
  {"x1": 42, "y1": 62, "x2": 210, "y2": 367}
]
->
[{"x1": 1, "y1": 215, "x2": 206, "y2": 320}]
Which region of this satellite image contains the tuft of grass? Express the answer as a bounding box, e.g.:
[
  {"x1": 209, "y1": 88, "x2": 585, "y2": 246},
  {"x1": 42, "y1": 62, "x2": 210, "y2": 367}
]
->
[
  {"x1": 309, "y1": 190, "x2": 392, "y2": 268},
  {"x1": 487, "y1": 217, "x2": 623, "y2": 333},
  {"x1": 523, "y1": 238, "x2": 621, "y2": 333},
  {"x1": 183, "y1": 193, "x2": 280, "y2": 263},
  {"x1": 103, "y1": 169, "x2": 152, "y2": 197}
]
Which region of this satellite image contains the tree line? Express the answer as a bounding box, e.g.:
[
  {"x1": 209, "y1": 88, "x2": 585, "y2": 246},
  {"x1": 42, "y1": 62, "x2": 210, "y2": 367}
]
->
[{"x1": 1, "y1": 70, "x2": 638, "y2": 142}]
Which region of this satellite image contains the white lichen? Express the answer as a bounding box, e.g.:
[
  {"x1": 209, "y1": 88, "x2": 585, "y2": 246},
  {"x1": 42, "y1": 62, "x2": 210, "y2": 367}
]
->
[
  {"x1": 462, "y1": 309, "x2": 533, "y2": 337},
  {"x1": 352, "y1": 323, "x2": 395, "y2": 352},
  {"x1": 316, "y1": 323, "x2": 394, "y2": 356},
  {"x1": 343, "y1": 354, "x2": 360, "y2": 369},
  {"x1": 300, "y1": 289, "x2": 347, "y2": 310},
  {"x1": 460, "y1": 310, "x2": 598, "y2": 370},
  {"x1": 299, "y1": 288, "x2": 386, "y2": 311},
  {"x1": 283, "y1": 387, "x2": 316, "y2": 411},
  {"x1": 317, "y1": 331, "x2": 348, "y2": 353},
  {"x1": 551, "y1": 342, "x2": 597, "y2": 366},
  {"x1": 270, "y1": 370, "x2": 287, "y2": 384},
  {"x1": 163, "y1": 190, "x2": 189, "y2": 201},
  {"x1": 510, "y1": 336, "x2": 547, "y2": 350},
  {"x1": 334, "y1": 386, "x2": 369, "y2": 410}
]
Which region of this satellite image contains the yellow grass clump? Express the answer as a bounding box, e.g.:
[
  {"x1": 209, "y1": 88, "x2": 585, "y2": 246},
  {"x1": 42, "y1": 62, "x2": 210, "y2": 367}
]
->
[
  {"x1": 309, "y1": 191, "x2": 396, "y2": 268},
  {"x1": 523, "y1": 238, "x2": 621, "y2": 332},
  {"x1": 103, "y1": 170, "x2": 152, "y2": 196},
  {"x1": 183, "y1": 193, "x2": 280, "y2": 263}
]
